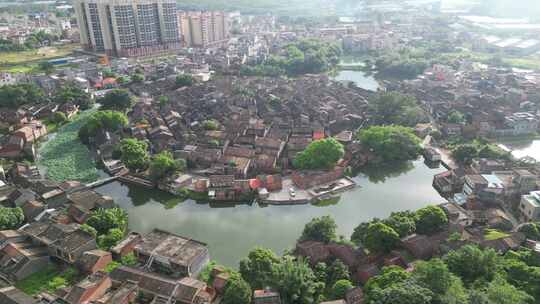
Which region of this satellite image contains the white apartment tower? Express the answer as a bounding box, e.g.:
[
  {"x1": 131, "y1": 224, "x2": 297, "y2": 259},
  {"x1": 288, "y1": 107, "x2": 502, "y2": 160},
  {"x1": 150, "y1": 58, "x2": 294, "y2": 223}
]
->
[
  {"x1": 74, "y1": 0, "x2": 180, "y2": 57},
  {"x1": 177, "y1": 11, "x2": 230, "y2": 48}
]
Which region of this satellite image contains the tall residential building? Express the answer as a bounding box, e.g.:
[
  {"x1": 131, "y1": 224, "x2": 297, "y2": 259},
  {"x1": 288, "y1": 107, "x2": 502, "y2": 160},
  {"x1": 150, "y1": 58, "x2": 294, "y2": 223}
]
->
[
  {"x1": 74, "y1": 0, "x2": 180, "y2": 57},
  {"x1": 177, "y1": 11, "x2": 230, "y2": 48}
]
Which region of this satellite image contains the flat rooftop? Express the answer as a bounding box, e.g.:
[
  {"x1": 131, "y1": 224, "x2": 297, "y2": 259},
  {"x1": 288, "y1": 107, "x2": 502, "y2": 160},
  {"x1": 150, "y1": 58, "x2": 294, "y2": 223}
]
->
[{"x1": 134, "y1": 229, "x2": 208, "y2": 267}]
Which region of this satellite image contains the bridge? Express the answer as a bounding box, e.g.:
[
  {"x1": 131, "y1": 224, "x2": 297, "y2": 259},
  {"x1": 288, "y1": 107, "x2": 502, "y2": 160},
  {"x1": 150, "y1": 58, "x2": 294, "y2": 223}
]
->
[{"x1": 85, "y1": 176, "x2": 120, "y2": 189}]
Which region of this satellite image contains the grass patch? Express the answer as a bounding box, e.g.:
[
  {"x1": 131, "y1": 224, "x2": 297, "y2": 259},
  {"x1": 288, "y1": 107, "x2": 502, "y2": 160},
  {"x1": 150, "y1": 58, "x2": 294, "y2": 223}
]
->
[
  {"x1": 0, "y1": 44, "x2": 79, "y2": 72},
  {"x1": 38, "y1": 109, "x2": 99, "y2": 183},
  {"x1": 15, "y1": 265, "x2": 79, "y2": 295},
  {"x1": 484, "y1": 229, "x2": 510, "y2": 241}
]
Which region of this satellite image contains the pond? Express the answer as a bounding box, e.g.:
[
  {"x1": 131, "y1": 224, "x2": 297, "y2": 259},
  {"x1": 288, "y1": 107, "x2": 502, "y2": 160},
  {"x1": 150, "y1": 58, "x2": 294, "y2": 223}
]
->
[
  {"x1": 333, "y1": 57, "x2": 380, "y2": 91},
  {"x1": 95, "y1": 158, "x2": 446, "y2": 267},
  {"x1": 498, "y1": 139, "x2": 540, "y2": 161}
]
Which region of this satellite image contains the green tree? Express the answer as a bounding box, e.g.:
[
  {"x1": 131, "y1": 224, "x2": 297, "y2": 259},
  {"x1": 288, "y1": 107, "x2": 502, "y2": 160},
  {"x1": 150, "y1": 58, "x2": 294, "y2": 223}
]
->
[
  {"x1": 52, "y1": 111, "x2": 68, "y2": 124},
  {"x1": 364, "y1": 222, "x2": 400, "y2": 253},
  {"x1": 158, "y1": 96, "x2": 169, "y2": 107},
  {"x1": 121, "y1": 252, "x2": 137, "y2": 266},
  {"x1": 330, "y1": 279, "x2": 353, "y2": 300},
  {"x1": 132, "y1": 73, "x2": 145, "y2": 83},
  {"x1": 365, "y1": 266, "x2": 410, "y2": 301},
  {"x1": 270, "y1": 256, "x2": 324, "y2": 304},
  {"x1": 299, "y1": 215, "x2": 337, "y2": 243},
  {"x1": 222, "y1": 273, "x2": 252, "y2": 304},
  {"x1": 415, "y1": 205, "x2": 448, "y2": 235},
  {"x1": 0, "y1": 207, "x2": 24, "y2": 230},
  {"x1": 80, "y1": 224, "x2": 97, "y2": 238},
  {"x1": 293, "y1": 138, "x2": 344, "y2": 170},
  {"x1": 351, "y1": 219, "x2": 380, "y2": 246},
  {"x1": 86, "y1": 208, "x2": 128, "y2": 236},
  {"x1": 412, "y1": 259, "x2": 453, "y2": 295},
  {"x1": 202, "y1": 119, "x2": 219, "y2": 130},
  {"x1": 98, "y1": 228, "x2": 124, "y2": 250},
  {"x1": 384, "y1": 211, "x2": 416, "y2": 238},
  {"x1": 485, "y1": 276, "x2": 534, "y2": 304},
  {"x1": 447, "y1": 111, "x2": 465, "y2": 124},
  {"x1": 327, "y1": 260, "x2": 350, "y2": 287},
  {"x1": 518, "y1": 223, "x2": 540, "y2": 240},
  {"x1": 375, "y1": 281, "x2": 433, "y2": 304},
  {"x1": 176, "y1": 74, "x2": 194, "y2": 88},
  {"x1": 99, "y1": 89, "x2": 133, "y2": 111},
  {"x1": 120, "y1": 138, "x2": 149, "y2": 172},
  {"x1": 239, "y1": 247, "x2": 280, "y2": 290},
  {"x1": 38, "y1": 61, "x2": 55, "y2": 74},
  {"x1": 358, "y1": 125, "x2": 421, "y2": 162},
  {"x1": 149, "y1": 151, "x2": 184, "y2": 181},
  {"x1": 451, "y1": 144, "x2": 478, "y2": 165},
  {"x1": 0, "y1": 83, "x2": 44, "y2": 107},
  {"x1": 78, "y1": 110, "x2": 128, "y2": 142},
  {"x1": 444, "y1": 245, "x2": 499, "y2": 285},
  {"x1": 368, "y1": 92, "x2": 427, "y2": 127},
  {"x1": 503, "y1": 259, "x2": 540, "y2": 300}
]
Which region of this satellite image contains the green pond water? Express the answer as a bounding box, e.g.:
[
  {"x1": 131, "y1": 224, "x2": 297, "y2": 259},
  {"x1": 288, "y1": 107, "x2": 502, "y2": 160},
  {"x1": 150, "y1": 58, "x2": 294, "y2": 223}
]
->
[{"x1": 95, "y1": 159, "x2": 446, "y2": 267}]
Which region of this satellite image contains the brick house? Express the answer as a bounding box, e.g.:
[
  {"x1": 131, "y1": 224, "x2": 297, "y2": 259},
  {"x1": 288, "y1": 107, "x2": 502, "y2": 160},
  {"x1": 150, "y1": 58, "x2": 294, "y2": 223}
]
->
[
  {"x1": 291, "y1": 167, "x2": 345, "y2": 189},
  {"x1": 78, "y1": 250, "x2": 113, "y2": 274},
  {"x1": 64, "y1": 271, "x2": 112, "y2": 304},
  {"x1": 133, "y1": 229, "x2": 210, "y2": 278}
]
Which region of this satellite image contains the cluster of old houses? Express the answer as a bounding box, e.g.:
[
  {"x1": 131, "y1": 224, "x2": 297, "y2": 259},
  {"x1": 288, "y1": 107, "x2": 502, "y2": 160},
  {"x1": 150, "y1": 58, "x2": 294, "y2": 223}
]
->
[
  {"x1": 403, "y1": 63, "x2": 540, "y2": 139},
  {"x1": 91, "y1": 75, "x2": 374, "y2": 203},
  {"x1": 293, "y1": 197, "x2": 540, "y2": 304}
]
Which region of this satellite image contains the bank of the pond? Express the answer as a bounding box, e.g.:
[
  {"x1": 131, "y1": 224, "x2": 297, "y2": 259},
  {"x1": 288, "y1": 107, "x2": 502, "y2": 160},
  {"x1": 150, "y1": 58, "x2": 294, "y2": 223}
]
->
[
  {"x1": 37, "y1": 109, "x2": 101, "y2": 183},
  {"x1": 95, "y1": 158, "x2": 446, "y2": 267}
]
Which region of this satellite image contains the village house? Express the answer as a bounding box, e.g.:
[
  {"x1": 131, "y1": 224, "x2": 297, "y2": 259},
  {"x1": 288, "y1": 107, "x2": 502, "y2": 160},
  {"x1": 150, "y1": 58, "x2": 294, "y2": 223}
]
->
[
  {"x1": 110, "y1": 266, "x2": 215, "y2": 303},
  {"x1": 253, "y1": 289, "x2": 281, "y2": 304},
  {"x1": 21, "y1": 221, "x2": 97, "y2": 264},
  {"x1": 0, "y1": 229, "x2": 50, "y2": 281},
  {"x1": 110, "y1": 232, "x2": 143, "y2": 259},
  {"x1": 94, "y1": 280, "x2": 138, "y2": 304},
  {"x1": 519, "y1": 190, "x2": 540, "y2": 222},
  {"x1": 0, "y1": 286, "x2": 38, "y2": 304},
  {"x1": 64, "y1": 271, "x2": 112, "y2": 304},
  {"x1": 12, "y1": 121, "x2": 48, "y2": 144},
  {"x1": 291, "y1": 166, "x2": 345, "y2": 189},
  {"x1": 66, "y1": 190, "x2": 115, "y2": 223},
  {"x1": 132, "y1": 229, "x2": 210, "y2": 278},
  {"x1": 77, "y1": 249, "x2": 113, "y2": 274}
]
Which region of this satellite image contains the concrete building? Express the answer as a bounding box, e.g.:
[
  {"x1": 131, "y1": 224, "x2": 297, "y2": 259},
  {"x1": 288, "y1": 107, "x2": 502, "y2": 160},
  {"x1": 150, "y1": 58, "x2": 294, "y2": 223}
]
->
[
  {"x1": 520, "y1": 191, "x2": 540, "y2": 222},
  {"x1": 74, "y1": 0, "x2": 180, "y2": 57},
  {"x1": 177, "y1": 11, "x2": 230, "y2": 47}
]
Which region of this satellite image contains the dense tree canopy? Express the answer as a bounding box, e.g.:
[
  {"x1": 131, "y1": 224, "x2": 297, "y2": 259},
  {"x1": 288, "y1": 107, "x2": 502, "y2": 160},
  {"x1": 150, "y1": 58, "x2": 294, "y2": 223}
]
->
[
  {"x1": 444, "y1": 245, "x2": 499, "y2": 285},
  {"x1": 149, "y1": 151, "x2": 185, "y2": 181},
  {"x1": 0, "y1": 83, "x2": 44, "y2": 107},
  {"x1": 365, "y1": 266, "x2": 411, "y2": 301},
  {"x1": 358, "y1": 125, "x2": 422, "y2": 162},
  {"x1": 98, "y1": 228, "x2": 124, "y2": 250},
  {"x1": 53, "y1": 82, "x2": 94, "y2": 110},
  {"x1": 222, "y1": 274, "x2": 252, "y2": 304},
  {"x1": 176, "y1": 74, "x2": 195, "y2": 88},
  {"x1": 294, "y1": 138, "x2": 344, "y2": 170},
  {"x1": 0, "y1": 207, "x2": 24, "y2": 230},
  {"x1": 119, "y1": 138, "x2": 150, "y2": 172},
  {"x1": 98, "y1": 89, "x2": 133, "y2": 111},
  {"x1": 368, "y1": 92, "x2": 428, "y2": 127},
  {"x1": 364, "y1": 222, "x2": 400, "y2": 253},
  {"x1": 270, "y1": 256, "x2": 324, "y2": 304},
  {"x1": 415, "y1": 205, "x2": 448, "y2": 235},
  {"x1": 86, "y1": 207, "x2": 128, "y2": 236},
  {"x1": 242, "y1": 39, "x2": 342, "y2": 76},
  {"x1": 78, "y1": 110, "x2": 128, "y2": 143},
  {"x1": 239, "y1": 247, "x2": 280, "y2": 290},
  {"x1": 299, "y1": 215, "x2": 338, "y2": 243}
]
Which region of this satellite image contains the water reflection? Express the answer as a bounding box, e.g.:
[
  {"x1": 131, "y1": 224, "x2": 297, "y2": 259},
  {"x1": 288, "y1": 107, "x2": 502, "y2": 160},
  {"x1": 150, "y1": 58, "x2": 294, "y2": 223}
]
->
[
  {"x1": 95, "y1": 159, "x2": 445, "y2": 267},
  {"x1": 356, "y1": 161, "x2": 416, "y2": 183}
]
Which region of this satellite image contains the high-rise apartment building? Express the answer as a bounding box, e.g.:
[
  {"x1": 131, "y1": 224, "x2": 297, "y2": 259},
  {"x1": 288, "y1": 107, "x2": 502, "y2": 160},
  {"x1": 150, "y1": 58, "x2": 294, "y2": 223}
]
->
[
  {"x1": 74, "y1": 0, "x2": 180, "y2": 57},
  {"x1": 177, "y1": 11, "x2": 230, "y2": 48}
]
